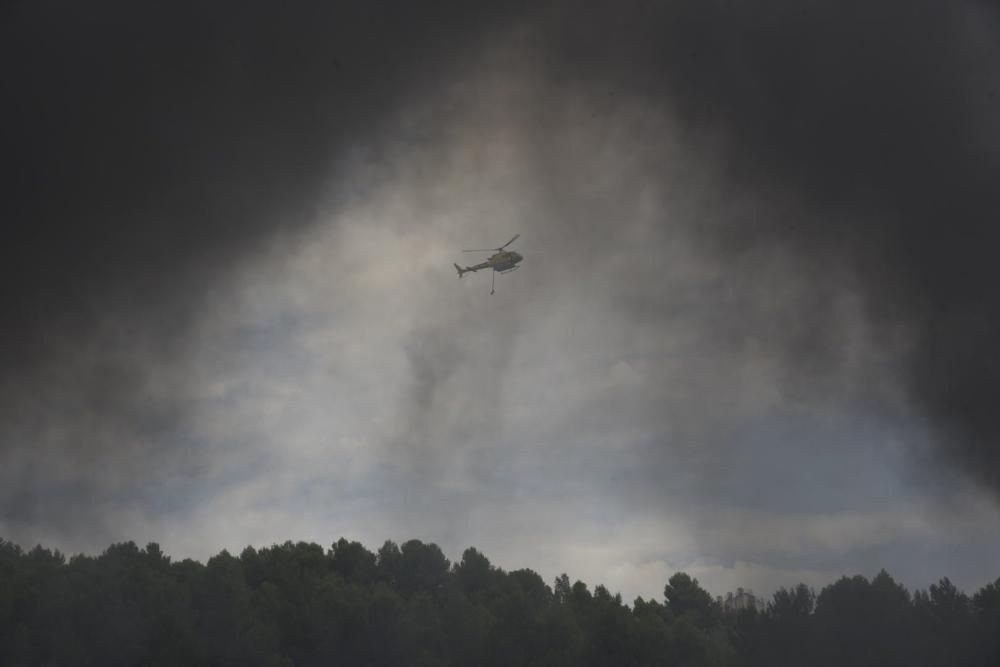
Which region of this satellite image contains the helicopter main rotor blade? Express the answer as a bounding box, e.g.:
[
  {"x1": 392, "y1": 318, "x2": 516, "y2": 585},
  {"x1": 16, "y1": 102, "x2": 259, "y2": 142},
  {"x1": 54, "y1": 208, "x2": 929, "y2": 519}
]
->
[
  {"x1": 498, "y1": 233, "x2": 520, "y2": 250},
  {"x1": 462, "y1": 248, "x2": 496, "y2": 252}
]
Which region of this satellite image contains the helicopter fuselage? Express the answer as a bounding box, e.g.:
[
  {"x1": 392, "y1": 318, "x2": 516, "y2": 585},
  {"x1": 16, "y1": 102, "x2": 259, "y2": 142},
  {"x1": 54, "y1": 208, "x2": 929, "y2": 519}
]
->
[{"x1": 488, "y1": 250, "x2": 522, "y2": 272}]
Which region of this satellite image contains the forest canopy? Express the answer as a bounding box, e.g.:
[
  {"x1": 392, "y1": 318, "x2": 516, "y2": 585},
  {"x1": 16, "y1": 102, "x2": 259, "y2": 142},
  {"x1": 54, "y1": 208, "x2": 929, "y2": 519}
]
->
[{"x1": 1, "y1": 536, "x2": 998, "y2": 666}]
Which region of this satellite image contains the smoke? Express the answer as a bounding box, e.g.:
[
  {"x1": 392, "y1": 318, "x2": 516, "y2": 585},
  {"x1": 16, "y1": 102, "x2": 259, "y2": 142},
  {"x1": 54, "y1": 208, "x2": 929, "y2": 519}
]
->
[
  {"x1": 0, "y1": 0, "x2": 529, "y2": 532},
  {"x1": 527, "y1": 0, "x2": 1000, "y2": 495},
  {"x1": 3, "y1": 0, "x2": 1000, "y2": 564}
]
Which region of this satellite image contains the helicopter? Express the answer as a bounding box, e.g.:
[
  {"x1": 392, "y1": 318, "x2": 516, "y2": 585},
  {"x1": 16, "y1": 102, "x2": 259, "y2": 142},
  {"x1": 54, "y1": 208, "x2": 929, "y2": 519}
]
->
[{"x1": 453, "y1": 234, "x2": 523, "y2": 295}]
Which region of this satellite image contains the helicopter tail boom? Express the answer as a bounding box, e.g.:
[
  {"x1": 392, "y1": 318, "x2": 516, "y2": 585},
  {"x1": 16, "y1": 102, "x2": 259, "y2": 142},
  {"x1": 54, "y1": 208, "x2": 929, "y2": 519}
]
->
[{"x1": 454, "y1": 260, "x2": 490, "y2": 277}]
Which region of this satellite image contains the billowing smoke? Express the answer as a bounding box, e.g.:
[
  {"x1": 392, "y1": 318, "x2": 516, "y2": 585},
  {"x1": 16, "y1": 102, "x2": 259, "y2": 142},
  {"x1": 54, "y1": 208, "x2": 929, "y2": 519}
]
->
[
  {"x1": 3, "y1": 0, "x2": 1000, "y2": 570},
  {"x1": 529, "y1": 0, "x2": 1000, "y2": 494},
  {"x1": 0, "y1": 0, "x2": 528, "y2": 534}
]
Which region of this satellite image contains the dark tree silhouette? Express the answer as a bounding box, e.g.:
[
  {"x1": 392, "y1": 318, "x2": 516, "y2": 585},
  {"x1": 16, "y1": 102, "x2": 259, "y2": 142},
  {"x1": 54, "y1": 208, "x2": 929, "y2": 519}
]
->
[{"x1": 0, "y1": 536, "x2": 996, "y2": 666}]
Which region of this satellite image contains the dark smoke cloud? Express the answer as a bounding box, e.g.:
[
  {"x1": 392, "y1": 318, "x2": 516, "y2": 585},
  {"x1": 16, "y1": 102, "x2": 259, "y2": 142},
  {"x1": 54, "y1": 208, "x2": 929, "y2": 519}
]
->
[
  {"x1": 4, "y1": 0, "x2": 1000, "y2": 551},
  {"x1": 0, "y1": 0, "x2": 527, "y2": 529},
  {"x1": 1, "y1": 0, "x2": 523, "y2": 369},
  {"x1": 529, "y1": 0, "x2": 1000, "y2": 494}
]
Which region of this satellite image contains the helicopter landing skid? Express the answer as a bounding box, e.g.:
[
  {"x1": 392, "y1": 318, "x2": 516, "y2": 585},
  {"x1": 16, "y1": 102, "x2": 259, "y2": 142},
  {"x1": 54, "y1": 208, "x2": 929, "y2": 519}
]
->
[{"x1": 491, "y1": 265, "x2": 519, "y2": 294}]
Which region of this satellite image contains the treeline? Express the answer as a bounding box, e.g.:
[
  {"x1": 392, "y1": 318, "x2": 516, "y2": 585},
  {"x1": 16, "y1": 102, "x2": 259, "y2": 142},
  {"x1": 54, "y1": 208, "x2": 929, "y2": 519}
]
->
[{"x1": 1, "y1": 537, "x2": 998, "y2": 666}]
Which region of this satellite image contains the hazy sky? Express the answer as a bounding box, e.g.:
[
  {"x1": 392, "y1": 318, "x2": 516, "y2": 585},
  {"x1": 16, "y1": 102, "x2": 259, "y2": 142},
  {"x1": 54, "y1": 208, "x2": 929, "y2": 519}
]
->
[{"x1": 3, "y1": 0, "x2": 1000, "y2": 601}]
